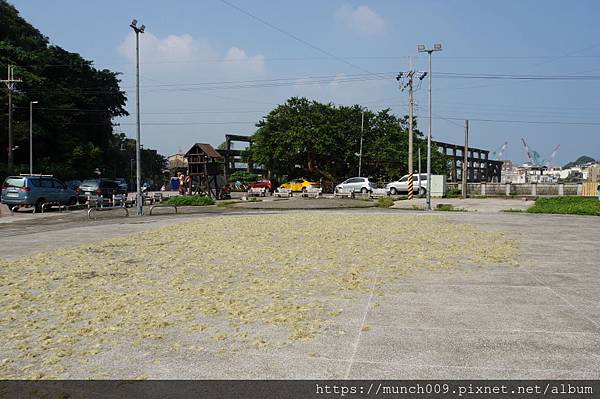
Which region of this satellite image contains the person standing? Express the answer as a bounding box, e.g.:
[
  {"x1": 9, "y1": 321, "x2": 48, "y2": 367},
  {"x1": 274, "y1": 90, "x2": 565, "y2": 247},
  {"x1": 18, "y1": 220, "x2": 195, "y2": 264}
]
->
[{"x1": 178, "y1": 173, "x2": 185, "y2": 195}]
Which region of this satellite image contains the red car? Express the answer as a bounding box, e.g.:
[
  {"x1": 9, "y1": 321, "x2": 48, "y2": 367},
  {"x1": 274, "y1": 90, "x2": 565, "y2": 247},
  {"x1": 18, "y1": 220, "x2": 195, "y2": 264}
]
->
[{"x1": 248, "y1": 178, "x2": 274, "y2": 192}]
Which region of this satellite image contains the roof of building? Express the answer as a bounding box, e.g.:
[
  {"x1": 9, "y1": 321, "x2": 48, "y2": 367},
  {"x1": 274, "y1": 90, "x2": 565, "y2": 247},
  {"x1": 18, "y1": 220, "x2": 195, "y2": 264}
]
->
[{"x1": 184, "y1": 143, "x2": 223, "y2": 159}]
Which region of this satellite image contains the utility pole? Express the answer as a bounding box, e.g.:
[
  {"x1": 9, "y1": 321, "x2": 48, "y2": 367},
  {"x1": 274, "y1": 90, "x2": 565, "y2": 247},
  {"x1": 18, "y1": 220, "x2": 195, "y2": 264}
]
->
[
  {"x1": 29, "y1": 100, "x2": 38, "y2": 174},
  {"x1": 397, "y1": 70, "x2": 426, "y2": 200},
  {"x1": 462, "y1": 119, "x2": 469, "y2": 199},
  {"x1": 2, "y1": 65, "x2": 22, "y2": 170},
  {"x1": 418, "y1": 147, "x2": 422, "y2": 190},
  {"x1": 418, "y1": 44, "x2": 442, "y2": 210},
  {"x1": 358, "y1": 110, "x2": 364, "y2": 177},
  {"x1": 130, "y1": 19, "x2": 145, "y2": 216}
]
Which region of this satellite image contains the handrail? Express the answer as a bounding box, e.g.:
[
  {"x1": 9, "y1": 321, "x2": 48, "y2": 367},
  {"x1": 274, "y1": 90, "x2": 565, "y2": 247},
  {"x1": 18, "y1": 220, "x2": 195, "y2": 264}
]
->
[
  {"x1": 149, "y1": 204, "x2": 178, "y2": 215},
  {"x1": 88, "y1": 205, "x2": 129, "y2": 220}
]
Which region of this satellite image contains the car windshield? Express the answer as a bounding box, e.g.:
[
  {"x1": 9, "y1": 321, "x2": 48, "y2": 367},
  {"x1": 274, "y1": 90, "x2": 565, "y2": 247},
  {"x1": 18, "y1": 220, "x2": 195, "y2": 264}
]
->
[
  {"x1": 399, "y1": 176, "x2": 407, "y2": 182},
  {"x1": 3, "y1": 177, "x2": 25, "y2": 188},
  {"x1": 80, "y1": 180, "x2": 99, "y2": 188}
]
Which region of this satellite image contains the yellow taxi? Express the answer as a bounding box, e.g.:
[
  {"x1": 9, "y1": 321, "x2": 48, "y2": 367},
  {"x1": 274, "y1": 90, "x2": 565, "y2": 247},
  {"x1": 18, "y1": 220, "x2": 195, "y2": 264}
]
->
[{"x1": 279, "y1": 178, "x2": 319, "y2": 192}]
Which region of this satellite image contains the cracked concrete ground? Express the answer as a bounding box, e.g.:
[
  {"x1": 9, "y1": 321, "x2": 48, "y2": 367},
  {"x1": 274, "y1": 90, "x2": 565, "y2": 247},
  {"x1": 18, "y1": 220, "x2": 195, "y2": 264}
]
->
[{"x1": 1, "y1": 208, "x2": 598, "y2": 379}]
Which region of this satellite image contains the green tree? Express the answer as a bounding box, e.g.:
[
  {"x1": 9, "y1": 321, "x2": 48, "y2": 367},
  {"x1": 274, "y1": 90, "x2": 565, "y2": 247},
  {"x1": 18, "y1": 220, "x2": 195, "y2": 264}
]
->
[
  {"x1": 0, "y1": 1, "x2": 165, "y2": 183},
  {"x1": 245, "y1": 97, "x2": 447, "y2": 182}
]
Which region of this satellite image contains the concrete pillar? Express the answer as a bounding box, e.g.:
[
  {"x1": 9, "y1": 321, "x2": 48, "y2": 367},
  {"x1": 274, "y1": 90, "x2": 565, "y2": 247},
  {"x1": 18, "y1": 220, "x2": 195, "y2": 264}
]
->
[
  {"x1": 481, "y1": 182, "x2": 486, "y2": 196},
  {"x1": 577, "y1": 183, "x2": 583, "y2": 196},
  {"x1": 531, "y1": 182, "x2": 537, "y2": 196},
  {"x1": 505, "y1": 182, "x2": 511, "y2": 196},
  {"x1": 558, "y1": 183, "x2": 564, "y2": 196}
]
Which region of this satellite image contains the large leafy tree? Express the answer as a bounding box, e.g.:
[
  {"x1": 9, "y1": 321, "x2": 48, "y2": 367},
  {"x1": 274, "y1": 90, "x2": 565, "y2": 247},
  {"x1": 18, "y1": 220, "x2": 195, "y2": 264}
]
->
[
  {"x1": 0, "y1": 1, "x2": 165, "y2": 181},
  {"x1": 246, "y1": 97, "x2": 448, "y2": 183}
]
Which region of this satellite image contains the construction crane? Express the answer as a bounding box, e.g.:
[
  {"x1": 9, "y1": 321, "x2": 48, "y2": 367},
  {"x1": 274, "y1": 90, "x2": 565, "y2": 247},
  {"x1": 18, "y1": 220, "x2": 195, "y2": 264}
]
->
[
  {"x1": 545, "y1": 144, "x2": 560, "y2": 167},
  {"x1": 491, "y1": 141, "x2": 508, "y2": 160},
  {"x1": 521, "y1": 138, "x2": 560, "y2": 167}
]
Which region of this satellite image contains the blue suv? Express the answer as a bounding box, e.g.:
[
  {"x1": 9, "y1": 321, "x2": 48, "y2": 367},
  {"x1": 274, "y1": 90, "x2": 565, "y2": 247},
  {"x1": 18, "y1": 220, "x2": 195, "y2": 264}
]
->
[{"x1": 1, "y1": 175, "x2": 78, "y2": 212}]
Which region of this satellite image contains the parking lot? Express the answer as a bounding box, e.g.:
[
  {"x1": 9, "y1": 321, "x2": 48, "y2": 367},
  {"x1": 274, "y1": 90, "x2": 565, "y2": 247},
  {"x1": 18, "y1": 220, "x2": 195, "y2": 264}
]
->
[{"x1": 1, "y1": 205, "x2": 599, "y2": 379}]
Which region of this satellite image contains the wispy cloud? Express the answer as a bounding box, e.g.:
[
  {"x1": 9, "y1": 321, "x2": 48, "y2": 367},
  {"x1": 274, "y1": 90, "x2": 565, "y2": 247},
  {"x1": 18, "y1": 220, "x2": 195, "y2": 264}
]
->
[{"x1": 335, "y1": 4, "x2": 387, "y2": 35}]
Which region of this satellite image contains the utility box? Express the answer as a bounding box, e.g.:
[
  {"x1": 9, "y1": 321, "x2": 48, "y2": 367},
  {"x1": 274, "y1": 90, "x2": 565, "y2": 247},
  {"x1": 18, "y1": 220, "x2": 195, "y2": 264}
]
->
[{"x1": 430, "y1": 175, "x2": 447, "y2": 197}]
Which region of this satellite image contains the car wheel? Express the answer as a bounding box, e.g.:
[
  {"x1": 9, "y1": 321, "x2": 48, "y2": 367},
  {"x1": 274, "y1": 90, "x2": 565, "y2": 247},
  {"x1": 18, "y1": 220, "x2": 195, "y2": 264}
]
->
[
  {"x1": 361, "y1": 187, "x2": 368, "y2": 194},
  {"x1": 68, "y1": 196, "x2": 77, "y2": 206},
  {"x1": 418, "y1": 187, "x2": 426, "y2": 196},
  {"x1": 35, "y1": 198, "x2": 46, "y2": 213},
  {"x1": 390, "y1": 187, "x2": 398, "y2": 195},
  {"x1": 302, "y1": 187, "x2": 307, "y2": 192}
]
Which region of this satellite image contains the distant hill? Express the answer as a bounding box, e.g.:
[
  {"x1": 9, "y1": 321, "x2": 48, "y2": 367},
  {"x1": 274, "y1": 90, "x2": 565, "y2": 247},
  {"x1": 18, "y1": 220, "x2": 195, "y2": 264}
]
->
[{"x1": 563, "y1": 155, "x2": 596, "y2": 169}]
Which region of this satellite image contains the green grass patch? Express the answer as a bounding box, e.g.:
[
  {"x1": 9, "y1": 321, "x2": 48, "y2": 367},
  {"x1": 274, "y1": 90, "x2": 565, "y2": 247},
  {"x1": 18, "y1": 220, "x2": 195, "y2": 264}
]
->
[
  {"x1": 434, "y1": 204, "x2": 467, "y2": 212},
  {"x1": 165, "y1": 195, "x2": 215, "y2": 206},
  {"x1": 527, "y1": 197, "x2": 600, "y2": 216},
  {"x1": 445, "y1": 188, "x2": 463, "y2": 198},
  {"x1": 376, "y1": 197, "x2": 395, "y2": 208}
]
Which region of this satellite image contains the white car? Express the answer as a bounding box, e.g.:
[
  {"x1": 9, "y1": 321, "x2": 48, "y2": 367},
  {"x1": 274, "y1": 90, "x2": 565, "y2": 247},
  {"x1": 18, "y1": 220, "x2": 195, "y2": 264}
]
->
[
  {"x1": 386, "y1": 174, "x2": 428, "y2": 196},
  {"x1": 335, "y1": 177, "x2": 377, "y2": 194}
]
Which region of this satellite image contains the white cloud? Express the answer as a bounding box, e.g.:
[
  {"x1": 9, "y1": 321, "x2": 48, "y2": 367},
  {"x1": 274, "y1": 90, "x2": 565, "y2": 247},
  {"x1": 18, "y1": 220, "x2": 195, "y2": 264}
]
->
[
  {"x1": 335, "y1": 4, "x2": 387, "y2": 35},
  {"x1": 224, "y1": 47, "x2": 266, "y2": 75},
  {"x1": 118, "y1": 32, "x2": 267, "y2": 78},
  {"x1": 116, "y1": 32, "x2": 269, "y2": 155}
]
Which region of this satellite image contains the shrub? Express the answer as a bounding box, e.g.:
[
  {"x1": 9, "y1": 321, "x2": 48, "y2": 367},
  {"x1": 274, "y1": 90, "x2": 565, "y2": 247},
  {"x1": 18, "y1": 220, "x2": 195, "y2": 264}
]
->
[
  {"x1": 527, "y1": 197, "x2": 600, "y2": 216},
  {"x1": 446, "y1": 188, "x2": 463, "y2": 198},
  {"x1": 376, "y1": 197, "x2": 395, "y2": 208},
  {"x1": 165, "y1": 195, "x2": 215, "y2": 206},
  {"x1": 434, "y1": 204, "x2": 467, "y2": 212}
]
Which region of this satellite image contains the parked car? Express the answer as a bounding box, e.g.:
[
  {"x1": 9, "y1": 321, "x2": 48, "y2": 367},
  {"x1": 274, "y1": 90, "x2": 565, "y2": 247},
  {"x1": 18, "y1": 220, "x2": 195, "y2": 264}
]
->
[
  {"x1": 106, "y1": 178, "x2": 128, "y2": 193},
  {"x1": 1, "y1": 175, "x2": 78, "y2": 212},
  {"x1": 335, "y1": 177, "x2": 377, "y2": 194},
  {"x1": 249, "y1": 178, "x2": 274, "y2": 192},
  {"x1": 76, "y1": 179, "x2": 125, "y2": 203},
  {"x1": 386, "y1": 174, "x2": 428, "y2": 196},
  {"x1": 64, "y1": 180, "x2": 81, "y2": 191},
  {"x1": 279, "y1": 178, "x2": 319, "y2": 192}
]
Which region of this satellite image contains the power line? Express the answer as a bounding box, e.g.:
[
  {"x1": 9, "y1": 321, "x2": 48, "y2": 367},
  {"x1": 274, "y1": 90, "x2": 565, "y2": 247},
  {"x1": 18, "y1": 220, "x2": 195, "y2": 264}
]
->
[
  {"x1": 14, "y1": 106, "x2": 268, "y2": 114},
  {"x1": 436, "y1": 72, "x2": 600, "y2": 80},
  {"x1": 432, "y1": 116, "x2": 600, "y2": 126},
  {"x1": 66, "y1": 121, "x2": 255, "y2": 126},
  {"x1": 218, "y1": 0, "x2": 373, "y2": 74},
  {"x1": 13, "y1": 54, "x2": 600, "y2": 68}
]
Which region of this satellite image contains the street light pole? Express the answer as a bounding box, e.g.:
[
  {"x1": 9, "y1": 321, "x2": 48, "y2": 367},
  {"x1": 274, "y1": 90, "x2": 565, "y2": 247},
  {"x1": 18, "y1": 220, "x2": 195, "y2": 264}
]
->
[
  {"x1": 29, "y1": 100, "x2": 38, "y2": 174},
  {"x1": 358, "y1": 111, "x2": 364, "y2": 177},
  {"x1": 418, "y1": 43, "x2": 442, "y2": 210},
  {"x1": 130, "y1": 19, "x2": 145, "y2": 216}
]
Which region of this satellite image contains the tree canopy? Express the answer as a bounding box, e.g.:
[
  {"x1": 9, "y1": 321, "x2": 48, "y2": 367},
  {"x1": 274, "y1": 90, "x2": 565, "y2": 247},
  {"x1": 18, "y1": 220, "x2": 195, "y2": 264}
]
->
[
  {"x1": 245, "y1": 97, "x2": 448, "y2": 183},
  {"x1": 0, "y1": 0, "x2": 165, "y2": 182}
]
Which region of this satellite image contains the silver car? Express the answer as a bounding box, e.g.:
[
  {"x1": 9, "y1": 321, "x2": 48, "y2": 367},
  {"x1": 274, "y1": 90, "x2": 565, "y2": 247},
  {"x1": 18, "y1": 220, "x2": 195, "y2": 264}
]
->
[
  {"x1": 1, "y1": 175, "x2": 78, "y2": 212},
  {"x1": 335, "y1": 177, "x2": 377, "y2": 194},
  {"x1": 386, "y1": 174, "x2": 428, "y2": 196}
]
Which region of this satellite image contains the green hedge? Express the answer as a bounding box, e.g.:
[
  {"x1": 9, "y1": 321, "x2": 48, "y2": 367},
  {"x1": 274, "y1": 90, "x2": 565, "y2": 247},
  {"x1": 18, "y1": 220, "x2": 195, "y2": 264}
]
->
[
  {"x1": 527, "y1": 197, "x2": 600, "y2": 216},
  {"x1": 165, "y1": 196, "x2": 215, "y2": 206}
]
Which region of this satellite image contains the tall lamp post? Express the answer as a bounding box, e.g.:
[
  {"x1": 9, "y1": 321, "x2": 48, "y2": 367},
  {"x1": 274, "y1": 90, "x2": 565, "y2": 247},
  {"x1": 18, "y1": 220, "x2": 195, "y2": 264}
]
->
[
  {"x1": 418, "y1": 43, "x2": 442, "y2": 211},
  {"x1": 358, "y1": 110, "x2": 364, "y2": 177},
  {"x1": 29, "y1": 100, "x2": 38, "y2": 174},
  {"x1": 130, "y1": 19, "x2": 145, "y2": 216}
]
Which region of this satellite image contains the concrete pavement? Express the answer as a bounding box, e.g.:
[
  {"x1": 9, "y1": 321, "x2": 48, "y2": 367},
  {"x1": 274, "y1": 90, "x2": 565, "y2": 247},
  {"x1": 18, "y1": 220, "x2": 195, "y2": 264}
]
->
[{"x1": 1, "y1": 209, "x2": 599, "y2": 379}]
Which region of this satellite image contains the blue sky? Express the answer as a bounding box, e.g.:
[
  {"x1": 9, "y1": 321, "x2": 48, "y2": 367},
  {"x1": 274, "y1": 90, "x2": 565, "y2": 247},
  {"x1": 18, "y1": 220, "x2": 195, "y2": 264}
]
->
[{"x1": 11, "y1": 0, "x2": 600, "y2": 165}]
